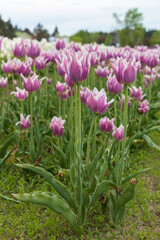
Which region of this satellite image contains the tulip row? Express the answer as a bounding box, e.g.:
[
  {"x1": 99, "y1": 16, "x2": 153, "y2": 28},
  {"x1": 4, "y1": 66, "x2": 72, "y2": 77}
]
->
[{"x1": 0, "y1": 36, "x2": 160, "y2": 235}]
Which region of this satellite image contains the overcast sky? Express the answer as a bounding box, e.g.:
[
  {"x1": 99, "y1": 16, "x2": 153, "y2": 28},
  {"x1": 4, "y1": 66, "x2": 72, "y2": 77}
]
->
[{"x1": 0, "y1": 0, "x2": 160, "y2": 36}]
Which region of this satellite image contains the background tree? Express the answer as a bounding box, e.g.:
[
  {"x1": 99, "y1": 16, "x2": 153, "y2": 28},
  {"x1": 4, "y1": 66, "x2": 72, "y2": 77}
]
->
[
  {"x1": 33, "y1": 23, "x2": 50, "y2": 41},
  {"x1": 113, "y1": 8, "x2": 144, "y2": 47}
]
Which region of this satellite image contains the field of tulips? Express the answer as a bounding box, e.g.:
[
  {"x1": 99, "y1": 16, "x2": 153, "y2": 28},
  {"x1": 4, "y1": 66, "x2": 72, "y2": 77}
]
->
[{"x1": 0, "y1": 36, "x2": 160, "y2": 239}]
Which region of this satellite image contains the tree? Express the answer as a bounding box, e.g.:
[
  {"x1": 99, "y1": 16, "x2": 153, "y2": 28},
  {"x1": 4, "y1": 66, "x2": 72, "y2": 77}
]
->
[
  {"x1": 52, "y1": 26, "x2": 59, "y2": 37},
  {"x1": 113, "y1": 8, "x2": 144, "y2": 47},
  {"x1": 33, "y1": 23, "x2": 50, "y2": 41}
]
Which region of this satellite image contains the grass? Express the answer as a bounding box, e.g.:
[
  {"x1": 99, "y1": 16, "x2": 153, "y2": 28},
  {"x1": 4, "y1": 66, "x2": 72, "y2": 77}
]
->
[{"x1": 0, "y1": 131, "x2": 160, "y2": 240}]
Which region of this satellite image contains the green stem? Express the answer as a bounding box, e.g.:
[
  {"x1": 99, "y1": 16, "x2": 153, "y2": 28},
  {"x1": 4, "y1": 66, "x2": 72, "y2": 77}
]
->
[
  {"x1": 74, "y1": 84, "x2": 77, "y2": 149},
  {"x1": 78, "y1": 84, "x2": 81, "y2": 155},
  {"x1": 86, "y1": 115, "x2": 96, "y2": 165},
  {"x1": 120, "y1": 91, "x2": 123, "y2": 124},
  {"x1": 119, "y1": 85, "x2": 128, "y2": 184},
  {"x1": 138, "y1": 115, "x2": 142, "y2": 132},
  {"x1": 114, "y1": 95, "x2": 117, "y2": 126},
  {"x1": 148, "y1": 68, "x2": 152, "y2": 103},
  {"x1": 30, "y1": 93, "x2": 33, "y2": 139},
  {"x1": 70, "y1": 88, "x2": 74, "y2": 163},
  {"x1": 59, "y1": 97, "x2": 61, "y2": 117},
  {"x1": 93, "y1": 115, "x2": 97, "y2": 157}
]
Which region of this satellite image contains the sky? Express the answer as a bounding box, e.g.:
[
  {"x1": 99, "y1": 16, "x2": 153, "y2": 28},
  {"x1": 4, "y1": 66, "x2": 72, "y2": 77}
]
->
[{"x1": 0, "y1": 0, "x2": 160, "y2": 36}]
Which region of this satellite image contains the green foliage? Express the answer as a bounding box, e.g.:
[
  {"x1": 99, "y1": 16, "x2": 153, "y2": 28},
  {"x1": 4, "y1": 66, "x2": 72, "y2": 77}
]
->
[{"x1": 150, "y1": 31, "x2": 160, "y2": 46}]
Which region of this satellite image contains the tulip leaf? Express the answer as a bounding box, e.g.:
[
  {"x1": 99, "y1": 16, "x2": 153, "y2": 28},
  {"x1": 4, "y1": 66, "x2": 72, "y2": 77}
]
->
[
  {"x1": 121, "y1": 168, "x2": 151, "y2": 185},
  {"x1": 89, "y1": 145, "x2": 104, "y2": 175},
  {"x1": 0, "y1": 149, "x2": 13, "y2": 166},
  {"x1": 143, "y1": 134, "x2": 160, "y2": 151},
  {"x1": 15, "y1": 164, "x2": 78, "y2": 212},
  {"x1": 0, "y1": 132, "x2": 17, "y2": 158},
  {"x1": 12, "y1": 192, "x2": 83, "y2": 235}
]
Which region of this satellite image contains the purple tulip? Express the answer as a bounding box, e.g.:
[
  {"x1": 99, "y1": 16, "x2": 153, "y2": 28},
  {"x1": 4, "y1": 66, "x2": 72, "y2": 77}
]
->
[
  {"x1": 95, "y1": 66, "x2": 109, "y2": 78},
  {"x1": 56, "y1": 38, "x2": 66, "y2": 50},
  {"x1": 16, "y1": 114, "x2": 31, "y2": 129},
  {"x1": 86, "y1": 88, "x2": 114, "y2": 114},
  {"x1": 138, "y1": 100, "x2": 150, "y2": 114},
  {"x1": 13, "y1": 40, "x2": 26, "y2": 58},
  {"x1": 144, "y1": 74, "x2": 156, "y2": 88},
  {"x1": 56, "y1": 81, "x2": 66, "y2": 93},
  {"x1": 66, "y1": 53, "x2": 90, "y2": 84},
  {"x1": 35, "y1": 56, "x2": 46, "y2": 70},
  {"x1": 10, "y1": 87, "x2": 28, "y2": 101},
  {"x1": 112, "y1": 124, "x2": 124, "y2": 141},
  {"x1": 110, "y1": 57, "x2": 137, "y2": 84},
  {"x1": 47, "y1": 78, "x2": 52, "y2": 85},
  {"x1": 27, "y1": 41, "x2": 41, "y2": 58},
  {"x1": 0, "y1": 77, "x2": 7, "y2": 88},
  {"x1": 107, "y1": 74, "x2": 123, "y2": 94},
  {"x1": 60, "y1": 90, "x2": 70, "y2": 101},
  {"x1": 1, "y1": 59, "x2": 12, "y2": 74},
  {"x1": 50, "y1": 117, "x2": 65, "y2": 137},
  {"x1": 129, "y1": 86, "x2": 144, "y2": 102},
  {"x1": 19, "y1": 61, "x2": 31, "y2": 76},
  {"x1": 145, "y1": 53, "x2": 159, "y2": 68},
  {"x1": 0, "y1": 36, "x2": 4, "y2": 51},
  {"x1": 21, "y1": 73, "x2": 45, "y2": 92},
  {"x1": 90, "y1": 52, "x2": 100, "y2": 66},
  {"x1": 80, "y1": 87, "x2": 91, "y2": 105},
  {"x1": 99, "y1": 117, "x2": 115, "y2": 132}
]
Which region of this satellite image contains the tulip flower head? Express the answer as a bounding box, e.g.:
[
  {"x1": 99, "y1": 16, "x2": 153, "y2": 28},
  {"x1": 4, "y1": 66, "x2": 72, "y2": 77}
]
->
[
  {"x1": 110, "y1": 57, "x2": 137, "y2": 84},
  {"x1": 80, "y1": 87, "x2": 91, "y2": 105},
  {"x1": 13, "y1": 40, "x2": 26, "y2": 58},
  {"x1": 10, "y1": 87, "x2": 28, "y2": 101},
  {"x1": 129, "y1": 86, "x2": 144, "y2": 102},
  {"x1": 99, "y1": 117, "x2": 115, "y2": 133},
  {"x1": 0, "y1": 77, "x2": 7, "y2": 88},
  {"x1": 86, "y1": 88, "x2": 114, "y2": 114},
  {"x1": 21, "y1": 73, "x2": 45, "y2": 92},
  {"x1": 138, "y1": 100, "x2": 150, "y2": 114},
  {"x1": 1, "y1": 59, "x2": 13, "y2": 74},
  {"x1": 27, "y1": 40, "x2": 41, "y2": 58},
  {"x1": 112, "y1": 124, "x2": 125, "y2": 141},
  {"x1": 95, "y1": 66, "x2": 109, "y2": 78},
  {"x1": 66, "y1": 53, "x2": 90, "y2": 84},
  {"x1": 55, "y1": 38, "x2": 66, "y2": 50},
  {"x1": 35, "y1": 56, "x2": 46, "y2": 70},
  {"x1": 16, "y1": 114, "x2": 31, "y2": 129},
  {"x1": 47, "y1": 78, "x2": 52, "y2": 85},
  {"x1": 107, "y1": 74, "x2": 123, "y2": 94},
  {"x1": 50, "y1": 117, "x2": 65, "y2": 137},
  {"x1": 145, "y1": 53, "x2": 159, "y2": 68}
]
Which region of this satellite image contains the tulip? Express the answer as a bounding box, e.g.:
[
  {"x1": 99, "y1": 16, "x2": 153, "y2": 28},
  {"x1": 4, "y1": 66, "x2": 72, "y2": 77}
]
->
[
  {"x1": 138, "y1": 100, "x2": 150, "y2": 114},
  {"x1": 90, "y1": 52, "x2": 100, "y2": 66},
  {"x1": 129, "y1": 86, "x2": 144, "y2": 102},
  {"x1": 55, "y1": 38, "x2": 66, "y2": 50},
  {"x1": 19, "y1": 62, "x2": 31, "y2": 76},
  {"x1": 21, "y1": 73, "x2": 45, "y2": 92},
  {"x1": 112, "y1": 124, "x2": 124, "y2": 141},
  {"x1": 110, "y1": 57, "x2": 137, "y2": 84},
  {"x1": 145, "y1": 53, "x2": 159, "y2": 68},
  {"x1": 50, "y1": 116, "x2": 65, "y2": 137},
  {"x1": 107, "y1": 74, "x2": 123, "y2": 94},
  {"x1": 95, "y1": 66, "x2": 109, "y2": 78},
  {"x1": 65, "y1": 74, "x2": 74, "y2": 87},
  {"x1": 35, "y1": 56, "x2": 46, "y2": 70},
  {"x1": 1, "y1": 59, "x2": 12, "y2": 74},
  {"x1": 10, "y1": 87, "x2": 28, "y2": 101},
  {"x1": 56, "y1": 81, "x2": 66, "y2": 93},
  {"x1": 16, "y1": 114, "x2": 31, "y2": 129},
  {"x1": 47, "y1": 78, "x2": 52, "y2": 85},
  {"x1": 86, "y1": 88, "x2": 114, "y2": 114},
  {"x1": 13, "y1": 41, "x2": 26, "y2": 58},
  {"x1": 27, "y1": 41, "x2": 41, "y2": 58},
  {"x1": 99, "y1": 117, "x2": 115, "y2": 132},
  {"x1": 0, "y1": 36, "x2": 4, "y2": 51},
  {"x1": 66, "y1": 53, "x2": 90, "y2": 84},
  {"x1": 80, "y1": 87, "x2": 91, "y2": 105},
  {"x1": 0, "y1": 77, "x2": 7, "y2": 88}
]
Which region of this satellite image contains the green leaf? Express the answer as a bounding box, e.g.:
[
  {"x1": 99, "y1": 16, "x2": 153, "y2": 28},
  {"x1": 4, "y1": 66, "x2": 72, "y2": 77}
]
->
[
  {"x1": 116, "y1": 183, "x2": 136, "y2": 212},
  {"x1": 0, "y1": 132, "x2": 17, "y2": 158},
  {"x1": 0, "y1": 149, "x2": 13, "y2": 166},
  {"x1": 89, "y1": 180, "x2": 118, "y2": 207},
  {"x1": 121, "y1": 168, "x2": 151, "y2": 185},
  {"x1": 0, "y1": 193, "x2": 20, "y2": 203},
  {"x1": 12, "y1": 192, "x2": 83, "y2": 235},
  {"x1": 15, "y1": 164, "x2": 78, "y2": 213},
  {"x1": 89, "y1": 146, "x2": 103, "y2": 175},
  {"x1": 29, "y1": 140, "x2": 36, "y2": 161},
  {"x1": 143, "y1": 134, "x2": 160, "y2": 151}
]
